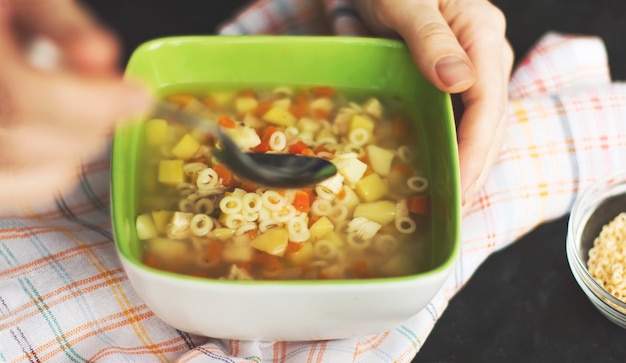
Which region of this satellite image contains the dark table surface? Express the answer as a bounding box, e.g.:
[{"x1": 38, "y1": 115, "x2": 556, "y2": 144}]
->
[{"x1": 83, "y1": 0, "x2": 626, "y2": 361}]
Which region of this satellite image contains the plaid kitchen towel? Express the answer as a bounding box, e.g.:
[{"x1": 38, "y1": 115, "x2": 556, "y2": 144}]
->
[{"x1": 2, "y1": 1, "x2": 626, "y2": 362}]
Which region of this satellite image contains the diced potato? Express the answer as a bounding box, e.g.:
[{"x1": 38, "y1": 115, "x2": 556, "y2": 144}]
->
[
  {"x1": 350, "y1": 114, "x2": 375, "y2": 134},
  {"x1": 355, "y1": 173, "x2": 388, "y2": 202},
  {"x1": 262, "y1": 106, "x2": 297, "y2": 127},
  {"x1": 235, "y1": 97, "x2": 258, "y2": 114},
  {"x1": 362, "y1": 97, "x2": 383, "y2": 119},
  {"x1": 250, "y1": 228, "x2": 289, "y2": 257},
  {"x1": 145, "y1": 237, "x2": 189, "y2": 261},
  {"x1": 309, "y1": 216, "x2": 334, "y2": 241},
  {"x1": 353, "y1": 200, "x2": 396, "y2": 225},
  {"x1": 136, "y1": 213, "x2": 158, "y2": 240},
  {"x1": 333, "y1": 156, "x2": 367, "y2": 185},
  {"x1": 171, "y1": 134, "x2": 201, "y2": 160},
  {"x1": 144, "y1": 118, "x2": 168, "y2": 147},
  {"x1": 366, "y1": 145, "x2": 395, "y2": 176},
  {"x1": 322, "y1": 231, "x2": 343, "y2": 247},
  {"x1": 211, "y1": 227, "x2": 236, "y2": 241},
  {"x1": 310, "y1": 97, "x2": 334, "y2": 114},
  {"x1": 223, "y1": 126, "x2": 261, "y2": 150},
  {"x1": 158, "y1": 159, "x2": 184, "y2": 185},
  {"x1": 286, "y1": 242, "x2": 313, "y2": 266},
  {"x1": 315, "y1": 128, "x2": 337, "y2": 144},
  {"x1": 182, "y1": 97, "x2": 206, "y2": 115},
  {"x1": 222, "y1": 242, "x2": 253, "y2": 262},
  {"x1": 151, "y1": 210, "x2": 174, "y2": 234},
  {"x1": 297, "y1": 117, "x2": 322, "y2": 134},
  {"x1": 272, "y1": 97, "x2": 291, "y2": 109},
  {"x1": 208, "y1": 91, "x2": 235, "y2": 107}
]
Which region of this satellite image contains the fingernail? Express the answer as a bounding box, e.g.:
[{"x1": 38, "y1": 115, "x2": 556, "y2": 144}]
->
[{"x1": 435, "y1": 56, "x2": 474, "y2": 88}]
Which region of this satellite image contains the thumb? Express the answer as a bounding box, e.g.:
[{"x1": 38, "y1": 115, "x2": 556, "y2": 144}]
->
[{"x1": 360, "y1": 0, "x2": 476, "y2": 94}]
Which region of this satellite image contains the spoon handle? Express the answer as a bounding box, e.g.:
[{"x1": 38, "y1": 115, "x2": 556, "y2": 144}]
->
[{"x1": 152, "y1": 103, "x2": 220, "y2": 135}]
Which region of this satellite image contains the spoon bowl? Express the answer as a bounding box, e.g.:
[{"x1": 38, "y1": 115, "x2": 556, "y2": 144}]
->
[{"x1": 153, "y1": 103, "x2": 337, "y2": 188}]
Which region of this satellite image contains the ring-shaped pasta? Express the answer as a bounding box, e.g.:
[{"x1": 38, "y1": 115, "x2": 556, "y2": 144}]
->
[
  {"x1": 258, "y1": 219, "x2": 281, "y2": 233},
  {"x1": 372, "y1": 234, "x2": 399, "y2": 255},
  {"x1": 223, "y1": 213, "x2": 245, "y2": 229},
  {"x1": 272, "y1": 204, "x2": 297, "y2": 223},
  {"x1": 242, "y1": 193, "x2": 263, "y2": 214},
  {"x1": 183, "y1": 162, "x2": 207, "y2": 178},
  {"x1": 395, "y1": 216, "x2": 417, "y2": 234},
  {"x1": 348, "y1": 128, "x2": 370, "y2": 146},
  {"x1": 190, "y1": 214, "x2": 214, "y2": 236},
  {"x1": 315, "y1": 185, "x2": 335, "y2": 201},
  {"x1": 235, "y1": 221, "x2": 257, "y2": 236},
  {"x1": 196, "y1": 168, "x2": 219, "y2": 190},
  {"x1": 397, "y1": 145, "x2": 413, "y2": 163},
  {"x1": 179, "y1": 199, "x2": 195, "y2": 213},
  {"x1": 269, "y1": 131, "x2": 287, "y2": 151},
  {"x1": 176, "y1": 182, "x2": 196, "y2": 197},
  {"x1": 328, "y1": 204, "x2": 348, "y2": 223},
  {"x1": 346, "y1": 232, "x2": 371, "y2": 249},
  {"x1": 287, "y1": 217, "x2": 310, "y2": 243},
  {"x1": 261, "y1": 190, "x2": 285, "y2": 211},
  {"x1": 311, "y1": 199, "x2": 332, "y2": 216},
  {"x1": 313, "y1": 239, "x2": 338, "y2": 259},
  {"x1": 407, "y1": 176, "x2": 429, "y2": 193},
  {"x1": 220, "y1": 195, "x2": 243, "y2": 214},
  {"x1": 343, "y1": 143, "x2": 364, "y2": 157},
  {"x1": 195, "y1": 198, "x2": 215, "y2": 215}
]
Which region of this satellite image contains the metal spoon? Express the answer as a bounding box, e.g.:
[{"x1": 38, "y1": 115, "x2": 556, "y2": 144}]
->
[{"x1": 153, "y1": 103, "x2": 337, "y2": 188}]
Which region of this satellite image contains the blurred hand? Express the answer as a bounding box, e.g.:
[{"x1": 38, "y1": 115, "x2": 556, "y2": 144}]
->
[
  {"x1": 0, "y1": 0, "x2": 152, "y2": 211},
  {"x1": 355, "y1": 0, "x2": 514, "y2": 215}
]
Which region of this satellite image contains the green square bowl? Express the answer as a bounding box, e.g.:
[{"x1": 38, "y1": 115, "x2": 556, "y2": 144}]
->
[{"x1": 112, "y1": 36, "x2": 460, "y2": 341}]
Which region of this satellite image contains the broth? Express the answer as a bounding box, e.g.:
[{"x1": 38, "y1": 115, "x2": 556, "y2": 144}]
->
[{"x1": 135, "y1": 85, "x2": 431, "y2": 280}]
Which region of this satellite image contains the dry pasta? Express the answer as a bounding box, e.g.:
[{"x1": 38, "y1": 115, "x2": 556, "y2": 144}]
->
[{"x1": 587, "y1": 212, "x2": 626, "y2": 303}]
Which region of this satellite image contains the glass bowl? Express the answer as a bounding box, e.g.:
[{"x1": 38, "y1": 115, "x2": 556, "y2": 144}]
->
[{"x1": 567, "y1": 169, "x2": 626, "y2": 328}]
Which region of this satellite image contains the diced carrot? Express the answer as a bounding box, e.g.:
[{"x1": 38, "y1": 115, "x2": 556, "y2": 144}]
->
[
  {"x1": 238, "y1": 89, "x2": 256, "y2": 98},
  {"x1": 218, "y1": 115, "x2": 237, "y2": 129},
  {"x1": 289, "y1": 96, "x2": 309, "y2": 118},
  {"x1": 143, "y1": 252, "x2": 160, "y2": 269},
  {"x1": 288, "y1": 140, "x2": 310, "y2": 154},
  {"x1": 247, "y1": 229, "x2": 258, "y2": 240},
  {"x1": 252, "y1": 141, "x2": 270, "y2": 153},
  {"x1": 301, "y1": 148, "x2": 316, "y2": 157},
  {"x1": 165, "y1": 93, "x2": 196, "y2": 107},
  {"x1": 353, "y1": 259, "x2": 369, "y2": 278},
  {"x1": 293, "y1": 190, "x2": 310, "y2": 213},
  {"x1": 308, "y1": 214, "x2": 321, "y2": 228},
  {"x1": 213, "y1": 163, "x2": 236, "y2": 187},
  {"x1": 311, "y1": 86, "x2": 336, "y2": 98},
  {"x1": 285, "y1": 241, "x2": 303, "y2": 254},
  {"x1": 336, "y1": 187, "x2": 346, "y2": 200},
  {"x1": 206, "y1": 242, "x2": 223, "y2": 262},
  {"x1": 239, "y1": 179, "x2": 260, "y2": 192},
  {"x1": 252, "y1": 101, "x2": 273, "y2": 117},
  {"x1": 202, "y1": 95, "x2": 217, "y2": 109},
  {"x1": 392, "y1": 161, "x2": 413, "y2": 176},
  {"x1": 408, "y1": 194, "x2": 430, "y2": 215},
  {"x1": 313, "y1": 108, "x2": 329, "y2": 119}
]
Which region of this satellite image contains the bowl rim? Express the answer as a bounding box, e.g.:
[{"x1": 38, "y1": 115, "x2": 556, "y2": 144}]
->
[{"x1": 113, "y1": 35, "x2": 461, "y2": 286}]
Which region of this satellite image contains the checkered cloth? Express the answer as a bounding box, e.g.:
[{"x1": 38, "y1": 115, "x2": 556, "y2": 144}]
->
[{"x1": 2, "y1": 0, "x2": 626, "y2": 361}]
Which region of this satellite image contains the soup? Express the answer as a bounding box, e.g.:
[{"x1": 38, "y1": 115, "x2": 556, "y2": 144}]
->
[{"x1": 135, "y1": 85, "x2": 431, "y2": 280}]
